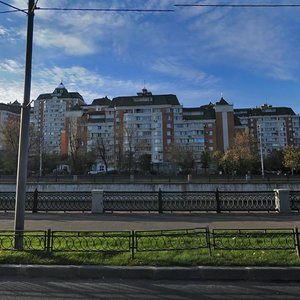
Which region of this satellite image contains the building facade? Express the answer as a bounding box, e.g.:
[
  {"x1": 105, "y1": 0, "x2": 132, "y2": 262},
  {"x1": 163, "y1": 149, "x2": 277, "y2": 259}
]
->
[
  {"x1": 29, "y1": 84, "x2": 300, "y2": 172},
  {"x1": 235, "y1": 104, "x2": 299, "y2": 156},
  {"x1": 33, "y1": 83, "x2": 85, "y2": 154}
]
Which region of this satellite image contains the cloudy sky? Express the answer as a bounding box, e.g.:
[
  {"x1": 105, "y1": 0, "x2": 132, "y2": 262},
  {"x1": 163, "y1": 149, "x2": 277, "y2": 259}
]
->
[{"x1": 1, "y1": 0, "x2": 300, "y2": 112}]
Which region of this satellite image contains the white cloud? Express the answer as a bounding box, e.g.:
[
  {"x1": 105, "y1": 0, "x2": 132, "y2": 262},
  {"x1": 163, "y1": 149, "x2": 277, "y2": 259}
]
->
[
  {"x1": 33, "y1": 65, "x2": 144, "y2": 103},
  {"x1": 34, "y1": 29, "x2": 95, "y2": 55},
  {"x1": 186, "y1": 6, "x2": 297, "y2": 81},
  {"x1": 0, "y1": 26, "x2": 7, "y2": 35},
  {"x1": 152, "y1": 59, "x2": 218, "y2": 85},
  {"x1": 0, "y1": 79, "x2": 23, "y2": 103},
  {"x1": 0, "y1": 59, "x2": 23, "y2": 73}
]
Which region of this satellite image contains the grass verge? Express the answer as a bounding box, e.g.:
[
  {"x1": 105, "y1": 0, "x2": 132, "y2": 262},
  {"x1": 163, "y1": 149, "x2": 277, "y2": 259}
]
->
[{"x1": 0, "y1": 249, "x2": 299, "y2": 266}]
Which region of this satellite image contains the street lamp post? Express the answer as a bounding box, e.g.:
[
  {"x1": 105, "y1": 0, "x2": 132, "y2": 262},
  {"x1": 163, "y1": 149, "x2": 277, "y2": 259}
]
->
[
  {"x1": 258, "y1": 124, "x2": 265, "y2": 178},
  {"x1": 14, "y1": 0, "x2": 35, "y2": 249}
]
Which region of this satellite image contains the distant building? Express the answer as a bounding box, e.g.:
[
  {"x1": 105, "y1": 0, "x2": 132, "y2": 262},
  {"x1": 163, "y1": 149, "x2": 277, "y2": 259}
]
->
[
  {"x1": 33, "y1": 82, "x2": 85, "y2": 154},
  {"x1": 234, "y1": 104, "x2": 299, "y2": 156},
  {"x1": 30, "y1": 84, "x2": 300, "y2": 171}
]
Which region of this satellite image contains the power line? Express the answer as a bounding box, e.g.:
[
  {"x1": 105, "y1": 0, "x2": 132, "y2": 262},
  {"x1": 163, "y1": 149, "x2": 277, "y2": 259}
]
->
[
  {"x1": 0, "y1": 9, "x2": 20, "y2": 14},
  {"x1": 175, "y1": 3, "x2": 300, "y2": 8},
  {"x1": 36, "y1": 7, "x2": 174, "y2": 12},
  {"x1": 0, "y1": 0, "x2": 27, "y2": 14}
]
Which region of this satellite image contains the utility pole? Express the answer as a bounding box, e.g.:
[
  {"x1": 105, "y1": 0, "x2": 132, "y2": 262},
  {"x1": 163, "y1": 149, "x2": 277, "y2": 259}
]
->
[
  {"x1": 14, "y1": 0, "x2": 35, "y2": 249},
  {"x1": 258, "y1": 124, "x2": 265, "y2": 178}
]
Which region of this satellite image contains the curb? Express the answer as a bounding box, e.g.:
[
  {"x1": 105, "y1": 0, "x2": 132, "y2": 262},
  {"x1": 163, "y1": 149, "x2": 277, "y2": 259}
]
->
[{"x1": 1, "y1": 265, "x2": 300, "y2": 281}]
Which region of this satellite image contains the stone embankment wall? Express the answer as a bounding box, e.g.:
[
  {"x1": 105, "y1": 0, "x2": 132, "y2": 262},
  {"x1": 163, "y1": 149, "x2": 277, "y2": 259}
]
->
[{"x1": 1, "y1": 182, "x2": 300, "y2": 192}]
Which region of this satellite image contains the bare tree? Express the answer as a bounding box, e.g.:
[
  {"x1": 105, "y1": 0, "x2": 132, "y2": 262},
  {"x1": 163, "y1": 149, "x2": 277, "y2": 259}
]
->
[
  {"x1": 94, "y1": 135, "x2": 110, "y2": 172},
  {"x1": 66, "y1": 116, "x2": 87, "y2": 173},
  {"x1": 0, "y1": 116, "x2": 20, "y2": 173}
]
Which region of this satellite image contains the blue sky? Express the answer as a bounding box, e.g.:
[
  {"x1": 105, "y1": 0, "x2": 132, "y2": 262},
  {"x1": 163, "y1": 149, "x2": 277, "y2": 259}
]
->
[{"x1": 1, "y1": 0, "x2": 300, "y2": 112}]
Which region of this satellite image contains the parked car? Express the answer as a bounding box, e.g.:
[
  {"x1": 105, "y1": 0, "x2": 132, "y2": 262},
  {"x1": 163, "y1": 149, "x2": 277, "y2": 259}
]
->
[{"x1": 88, "y1": 170, "x2": 104, "y2": 175}]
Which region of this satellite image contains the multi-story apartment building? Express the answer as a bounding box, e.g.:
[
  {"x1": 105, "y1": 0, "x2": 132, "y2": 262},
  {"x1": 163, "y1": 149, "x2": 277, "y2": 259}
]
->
[
  {"x1": 33, "y1": 83, "x2": 85, "y2": 154},
  {"x1": 30, "y1": 83, "x2": 300, "y2": 171},
  {"x1": 179, "y1": 98, "x2": 237, "y2": 158},
  {"x1": 85, "y1": 88, "x2": 183, "y2": 169},
  {"x1": 84, "y1": 92, "x2": 239, "y2": 169},
  {"x1": 234, "y1": 104, "x2": 298, "y2": 156},
  {"x1": 85, "y1": 97, "x2": 115, "y2": 168}
]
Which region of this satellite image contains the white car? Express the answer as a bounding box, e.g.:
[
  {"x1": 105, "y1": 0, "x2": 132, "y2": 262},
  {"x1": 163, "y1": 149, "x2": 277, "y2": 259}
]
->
[{"x1": 88, "y1": 170, "x2": 103, "y2": 175}]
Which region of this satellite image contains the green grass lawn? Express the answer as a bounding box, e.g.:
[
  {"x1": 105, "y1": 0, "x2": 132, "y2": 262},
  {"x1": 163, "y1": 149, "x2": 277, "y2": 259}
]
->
[{"x1": 0, "y1": 248, "x2": 299, "y2": 266}]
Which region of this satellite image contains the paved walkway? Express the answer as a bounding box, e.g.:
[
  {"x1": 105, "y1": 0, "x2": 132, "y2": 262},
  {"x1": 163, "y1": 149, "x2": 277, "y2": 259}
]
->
[{"x1": 0, "y1": 212, "x2": 300, "y2": 231}]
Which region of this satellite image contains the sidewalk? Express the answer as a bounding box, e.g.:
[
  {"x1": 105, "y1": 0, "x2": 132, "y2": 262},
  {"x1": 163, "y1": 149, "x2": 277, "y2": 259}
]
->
[{"x1": 0, "y1": 212, "x2": 299, "y2": 231}]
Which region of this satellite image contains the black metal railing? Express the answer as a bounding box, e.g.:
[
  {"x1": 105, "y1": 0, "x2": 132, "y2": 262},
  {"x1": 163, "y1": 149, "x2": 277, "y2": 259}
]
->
[
  {"x1": 0, "y1": 189, "x2": 298, "y2": 213},
  {"x1": 0, "y1": 227, "x2": 299, "y2": 258},
  {"x1": 104, "y1": 190, "x2": 277, "y2": 213},
  {"x1": 0, "y1": 230, "x2": 47, "y2": 251},
  {"x1": 103, "y1": 191, "x2": 158, "y2": 212},
  {"x1": 212, "y1": 229, "x2": 297, "y2": 251},
  {"x1": 217, "y1": 191, "x2": 276, "y2": 212},
  {"x1": 161, "y1": 191, "x2": 216, "y2": 212},
  {"x1": 50, "y1": 230, "x2": 132, "y2": 253},
  {"x1": 134, "y1": 228, "x2": 210, "y2": 258},
  {"x1": 0, "y1": 192, "x2": 91, "y2": 212}
]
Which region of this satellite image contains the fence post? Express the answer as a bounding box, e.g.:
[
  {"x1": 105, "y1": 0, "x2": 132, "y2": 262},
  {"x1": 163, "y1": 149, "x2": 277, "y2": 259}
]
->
[
  {"x1": 216, "y1": 188, "x2": 221, "y2": 213},
  {"x1": 158, "y1": 188, "x2": 163, "y2": 214},
  {"x1": 131, "y1": 230, "x2": 135, "y2": 259},
  {"x1": 295, "y1": 227, "x2": 300, "y2": 257},
  {"x1": 91, "y1": 190, "x2": 104, "y2": 213},
  {"x1": 206, "y1": 227, "x2": 212, "y2": 256},
  {"x1": 32, "y1": 188, "x2": 38, "y2": 213},
  {"x1": 46, "y1": 228, "x2": 51, "y2": 253},
  {"x1": 274, "y1": 189, "x2": 291, "y2": 213}
]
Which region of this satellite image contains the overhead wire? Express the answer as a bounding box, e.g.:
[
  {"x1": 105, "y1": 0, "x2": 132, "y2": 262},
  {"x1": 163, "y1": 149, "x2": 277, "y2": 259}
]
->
[
  {"x1": 0, "y1": 9, "x2": 20, "y2": 14},
  {"x1": 174, "y1": 3, "x2": 300, "y2": 8},
  {"x1": 3, "y1": 2, "x2": 300, "y2": 16},
  {"x1": 0, "y1": 0, "x2": 27, "y2": 14},
  {"x1": 36, "y1": 7, "x2": 175, "y2": 12}
]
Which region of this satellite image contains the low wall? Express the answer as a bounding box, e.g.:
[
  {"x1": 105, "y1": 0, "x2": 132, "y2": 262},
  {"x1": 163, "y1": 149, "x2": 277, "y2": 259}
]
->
[{"x1": 1, "y1": 182, "x2": 300, "y2": 192}]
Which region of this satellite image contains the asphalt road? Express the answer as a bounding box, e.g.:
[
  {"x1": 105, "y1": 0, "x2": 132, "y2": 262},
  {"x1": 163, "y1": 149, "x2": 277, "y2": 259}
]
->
[
  {"x1": 0, "y1": 278, "x2": 299, "y2": 299},
  {"x1": 0, "y1": 212, "x2": 299, "y2": 231}
]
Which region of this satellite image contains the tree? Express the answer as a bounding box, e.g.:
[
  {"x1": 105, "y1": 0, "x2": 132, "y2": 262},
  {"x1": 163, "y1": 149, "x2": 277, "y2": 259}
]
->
[
  {"x1": 66, "y1": 116, "x2": 87, "y2": 174},
  {"x1": 211, "y1": 150, "x2": 223, "y2": 172},
  {"x1": 122, "y1": 123, "x2": 148, "y2": 173},
  {"x1": 94, "y1": 136, "x2": 110, "y2": 173},
  {"x1": 264, "y1": 149, "x2": 284, "y2": 172},
  {"x1": 139, "y1": 153, "x2": 152, "y2": 173},
  {"x1": 0, "y1": 116, "x2": 43, "y2": 174},
  {"x1": 200, "y1": 150, "x2": 211, "y2": 173},
  {"x1": 0, "y1": 116, "x2": 20, "y2": 173},
  {"x1": 123, "y1": 124, "x2": 138, "y2": 173},
  {"x1": 168, "y1": 144, "x2": 195, "y2": 174},
  {"x1": 283, "y1": 146, "x2": 300, "y2": 175},
  {"x1": 220, "y1": 131, "x2": 259, "y2": 174}
]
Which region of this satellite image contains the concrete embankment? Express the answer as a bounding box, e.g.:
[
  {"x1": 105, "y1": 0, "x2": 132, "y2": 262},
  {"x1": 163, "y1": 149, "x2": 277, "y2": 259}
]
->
[{"x1": 1, "y1": 182, "x2": 300, "y2": 192}]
